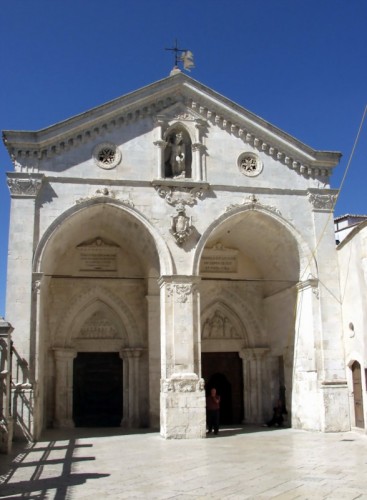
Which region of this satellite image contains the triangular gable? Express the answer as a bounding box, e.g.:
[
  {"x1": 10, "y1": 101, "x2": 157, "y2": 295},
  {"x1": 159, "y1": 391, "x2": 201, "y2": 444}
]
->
[{"x1": 3, "y1": 72, "x2": 341, "y2": 178}]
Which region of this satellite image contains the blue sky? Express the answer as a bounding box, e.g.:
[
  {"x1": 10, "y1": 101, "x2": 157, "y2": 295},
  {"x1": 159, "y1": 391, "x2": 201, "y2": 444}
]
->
[{"x1": 1, "y1": 0, "x2": 366, "y2": 317}]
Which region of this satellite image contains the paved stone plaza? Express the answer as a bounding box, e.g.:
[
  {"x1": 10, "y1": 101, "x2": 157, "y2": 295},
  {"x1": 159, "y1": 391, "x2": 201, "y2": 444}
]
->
[{"x1": 1, "y1": 426, "x2": 366, "y2": 499}]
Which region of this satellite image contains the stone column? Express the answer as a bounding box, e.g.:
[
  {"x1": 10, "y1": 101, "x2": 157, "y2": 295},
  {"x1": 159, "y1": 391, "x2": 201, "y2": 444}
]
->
[
  {"x1": 6, "y1": 173, "x2": 43, "y2": 441},
  {"x1": 192, "y1": 119, "x2": 206, "y2": 181},
  {"x1": 53, "y1": 349, "x2": 76, "y2": 428},
  {"x1": 121, "y1": 348, "x2": 144, "y2": 427},
  {"x1": 307, "y1": 190, "x2": 349, "y2": 431},
  {"x1": 292, "y1": 278, "x2": 321, "y2": 429},
  {"x1": 240, "y1": 348, "x2": 269, "y2": 424},
  {"x1": 159, "y1": 276, "x2": 206, "y2": 439},
  {"x1": 6, "y1": 173, "x2": 44, "y2": 364},
  {"x1": 30, "y1": 272, "x2": 44, "y2": 439},
  {"x1": 153, "y1": 115, "x2": 167, "y2": 178}
]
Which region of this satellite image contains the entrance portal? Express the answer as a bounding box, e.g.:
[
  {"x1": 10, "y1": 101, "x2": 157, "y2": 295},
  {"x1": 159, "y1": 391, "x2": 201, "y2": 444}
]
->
[
  {"x1": 73, "y1": 352, "x2": 123, "y2": 427},
  {"x1": 202, "y1": 352, "x2": 243, "y2": 424}
]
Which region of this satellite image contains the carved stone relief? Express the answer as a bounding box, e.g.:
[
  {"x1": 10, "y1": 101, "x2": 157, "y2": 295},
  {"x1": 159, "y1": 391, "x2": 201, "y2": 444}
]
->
[
  {"x1": 170, "y1": 204, "x2": 194, "y2": 245},
  {"x1": 226, "y1": 194, "x2": 281, "y2": 216},
  {"x1": 308, "y1": 192, "x2": 337, "y2": 211},
  {"x1": 153, "y1": 183, "x2": 208, "y2": 207},
  {"x1": 77, "y1": 311, "x2": 119, "y2": 339},
  {"x1": 202, "y1": 310, "x2": 241, "y2": 339}
]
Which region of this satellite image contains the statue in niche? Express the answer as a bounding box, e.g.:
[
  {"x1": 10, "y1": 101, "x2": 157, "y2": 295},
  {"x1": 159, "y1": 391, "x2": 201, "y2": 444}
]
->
[{"x1": 164, "y1": 129, "x2": 192, "y2": 178}]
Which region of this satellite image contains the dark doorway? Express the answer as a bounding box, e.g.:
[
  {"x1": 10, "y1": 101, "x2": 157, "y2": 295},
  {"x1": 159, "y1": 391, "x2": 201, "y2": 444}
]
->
[
  {"x1": 73, "y1": 352, "x2": 122, "y2": 427},
  {"x1": 352, "y1": 361, "x2": 365, "y2": 429},
  {"x1": 202, "y1": 352, "x2": 243, "y2": 424}
]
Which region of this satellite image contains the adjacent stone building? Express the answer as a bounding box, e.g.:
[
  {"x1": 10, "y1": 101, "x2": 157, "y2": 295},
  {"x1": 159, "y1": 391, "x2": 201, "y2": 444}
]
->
[{"x1": 3, "y1": 71, "x2": 352, "y2": 440}]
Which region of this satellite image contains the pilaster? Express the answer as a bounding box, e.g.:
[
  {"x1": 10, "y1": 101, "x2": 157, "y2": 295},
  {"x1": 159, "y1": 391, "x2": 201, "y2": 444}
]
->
[
  {"x1": 120, "y1": 348, "x2": 144, "y2": 427},
  {"x1": 53, "y1": 348, "x2": 76, "y2": 428},
  {"x1": 6, "y1": 173, "x2": 44, "y2": 364},
  {"x1": 240, "y1": 348, "x2": 269, "y2": 423},
  {"x1": 307, "y1": 189, "x2": 349, "y2": 431},
  {"x1": 146, "y1": 293, "x2": 160, "y2": 428},
  {"x1": 159, "y1": 276, "x2": 206, "y2": 438}
]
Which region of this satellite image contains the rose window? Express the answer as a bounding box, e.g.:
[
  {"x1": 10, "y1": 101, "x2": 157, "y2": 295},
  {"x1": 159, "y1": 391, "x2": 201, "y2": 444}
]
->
[
  {"x1": 93, "y1": 142, "x2": 121, "y2": 169},
  {"x1": 238, "y1": 152, "x2": 263, "y2": 177}
]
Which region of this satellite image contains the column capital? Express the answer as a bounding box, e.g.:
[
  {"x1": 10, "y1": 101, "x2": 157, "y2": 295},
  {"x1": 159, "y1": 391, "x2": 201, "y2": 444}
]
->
[
  {"x1": 297, "y1": 276, "x2": 319, "y2": 298},
  {"x1": 239, "y1": 347, "x2": 270, "y2": 361},
  {"x1": 53, "y1": 348, "x2": 77, "y2": 360},
  {"x1": 120, "y1": 347, "x2": 144, "y2": 359},
  {"x1": 7, "y1": 172, "x2": 44, "y2": 198},
  {"x1": 159, "y1": 275, "x2": 201, "y2": 286},
  {"x1": 32, "y1": 272, "x2": 44, "y2": 293},
  {"x1": 307, "y1": 189, "x2": 338, "y2": 212}
]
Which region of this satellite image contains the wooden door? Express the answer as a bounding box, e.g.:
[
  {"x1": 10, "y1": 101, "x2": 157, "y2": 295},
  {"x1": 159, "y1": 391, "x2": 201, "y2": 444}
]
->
[
  {"x1": 73, "y1": 352, "x2": 122, "y2": 427},
  {"x1": 352, "y1": 361, "x2": 365, "y2": 429}
]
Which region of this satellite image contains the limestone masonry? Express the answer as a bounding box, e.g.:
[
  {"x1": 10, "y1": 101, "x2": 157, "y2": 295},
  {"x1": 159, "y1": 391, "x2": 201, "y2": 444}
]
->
[{"x1": 2, "y1": 71, "x2": 365, "y2": 444}]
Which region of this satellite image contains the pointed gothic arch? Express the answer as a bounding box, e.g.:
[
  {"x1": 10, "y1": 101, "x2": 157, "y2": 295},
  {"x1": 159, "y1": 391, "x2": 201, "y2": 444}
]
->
[{"x1": 54, "y1": 286, "x2": 139, "y2": 348}]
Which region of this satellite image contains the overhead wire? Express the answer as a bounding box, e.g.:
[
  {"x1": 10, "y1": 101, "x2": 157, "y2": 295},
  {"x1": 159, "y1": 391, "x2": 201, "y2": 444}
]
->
[{"x1": 291, "y1": 104, "x2": 367, "y2": 391}]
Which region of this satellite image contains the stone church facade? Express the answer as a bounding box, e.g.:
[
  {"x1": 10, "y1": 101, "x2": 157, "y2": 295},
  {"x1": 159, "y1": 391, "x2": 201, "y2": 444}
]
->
[{"x1": 3, "y1": 71, "x2": 351, "y2": 440}]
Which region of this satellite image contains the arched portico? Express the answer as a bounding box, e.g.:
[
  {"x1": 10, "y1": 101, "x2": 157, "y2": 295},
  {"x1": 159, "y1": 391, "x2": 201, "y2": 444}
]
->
[
  {"x1": 31, "y1": 199, "x2": 171, "y2": 435},
  {"x1": 195, "y1": 203, "x2": 322, "y2": 429}
]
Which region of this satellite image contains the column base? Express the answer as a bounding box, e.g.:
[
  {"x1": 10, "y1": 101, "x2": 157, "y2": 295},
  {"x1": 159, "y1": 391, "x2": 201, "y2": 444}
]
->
[
  {"x1": 320, "y1": 381, "x2": 350, "y2": 432},
  {"x1": 160, "y1": 374, "x2": 206, "y2": 439}
]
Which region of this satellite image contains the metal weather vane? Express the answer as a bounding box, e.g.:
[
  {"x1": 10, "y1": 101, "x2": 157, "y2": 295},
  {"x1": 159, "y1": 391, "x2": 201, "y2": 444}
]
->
[{"x1": 165, "y1": 39, "x2": 195, "y2": 72}]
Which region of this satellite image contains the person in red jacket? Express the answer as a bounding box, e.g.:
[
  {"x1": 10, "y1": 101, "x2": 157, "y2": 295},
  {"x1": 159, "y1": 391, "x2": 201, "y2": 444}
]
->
[{"x1": 206, "y1": 387, "x2": 221, "y2": 435}]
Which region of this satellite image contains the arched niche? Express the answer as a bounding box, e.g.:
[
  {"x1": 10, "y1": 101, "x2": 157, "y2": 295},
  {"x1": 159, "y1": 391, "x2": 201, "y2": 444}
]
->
[{"x1": 163, "y1": 124, "x2": 192, "y2": 179}]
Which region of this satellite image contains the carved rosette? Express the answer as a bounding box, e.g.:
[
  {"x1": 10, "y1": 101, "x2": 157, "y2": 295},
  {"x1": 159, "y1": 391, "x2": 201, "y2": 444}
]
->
[
  {"x1": 7, "y1": 174, "x2": 44, "y2": 198},
  {"x1": 308, "y1": 192, "x2": 337, "y2": 211}
]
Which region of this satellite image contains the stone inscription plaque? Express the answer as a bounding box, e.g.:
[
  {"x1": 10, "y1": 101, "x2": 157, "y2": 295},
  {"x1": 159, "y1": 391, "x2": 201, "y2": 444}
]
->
[
  {"x1": 201, "y1": 246, "x2": 238, "y2": 273},
  {"x1": 77, "y1": 238, "x2": 119, "y2": 272}
]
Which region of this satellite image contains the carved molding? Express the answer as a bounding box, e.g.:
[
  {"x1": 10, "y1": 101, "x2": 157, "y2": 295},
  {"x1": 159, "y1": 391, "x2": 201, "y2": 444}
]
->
[
  {"x1": 5, "y1": 88, "x2": 337, "y2": 181},
  {"x1": 225, "y1": 194, "x2": 281, "y2": 216},
  {"x1": 75, "y1": 187, "x2": 134, "y2": 207}
]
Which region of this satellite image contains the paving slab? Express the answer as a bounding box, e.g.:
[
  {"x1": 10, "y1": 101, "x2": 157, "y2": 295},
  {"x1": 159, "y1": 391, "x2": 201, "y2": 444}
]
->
[{"x1": 1, "y1": 426, "x2": 367, "y2": 499}]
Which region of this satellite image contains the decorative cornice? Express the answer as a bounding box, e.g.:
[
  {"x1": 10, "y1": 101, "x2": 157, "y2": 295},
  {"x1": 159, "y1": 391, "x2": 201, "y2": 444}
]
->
[{"x1": 6, "y1": 173, "x2": 44, "y2": 198}]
